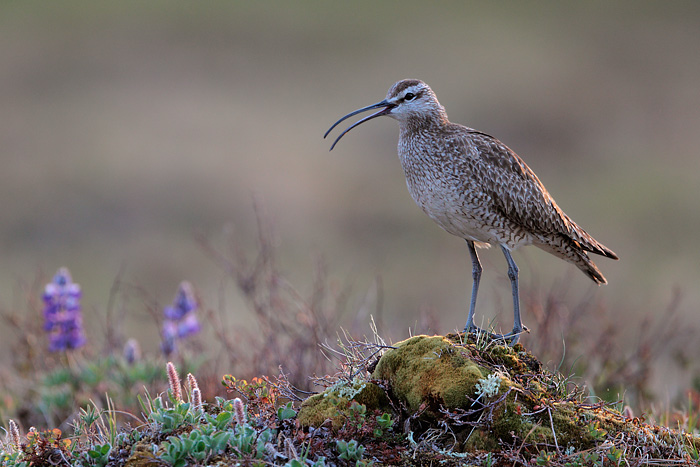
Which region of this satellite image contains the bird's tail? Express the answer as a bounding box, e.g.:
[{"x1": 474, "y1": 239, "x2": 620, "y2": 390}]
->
[
  {"x1": 535, "y1": 234, "x2": 609, "y2": 285},
  {"x1": 567, "y1": 218, "x2": 619, "y2": 260}
]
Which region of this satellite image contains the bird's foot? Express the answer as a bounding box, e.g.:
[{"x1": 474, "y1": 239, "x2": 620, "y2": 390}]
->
[
  {"x1": 500, "y1": 325, "x2": 530, "y2": 346},
  {"x1": 463, "y1": 324, "x2": 529, "y2": 346},
  {"x1": 463, "y1": 324, "x2": 509, "y2": 341}
]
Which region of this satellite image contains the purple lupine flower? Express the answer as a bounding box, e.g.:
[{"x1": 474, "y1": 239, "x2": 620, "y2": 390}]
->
[
  {"x1": 161, "y1": 281, "x2": 200, "y2": 356},
  {"x1": 43, "y1": 267, "x2": 87, "y2": 352},
  {"x1": 177, "y1": 312, "x2": 201, "y2": 337}
]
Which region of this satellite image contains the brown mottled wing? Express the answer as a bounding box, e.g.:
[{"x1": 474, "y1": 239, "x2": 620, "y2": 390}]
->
[
  {"x1": 455, "y1": 128, "x2": 617, "y2": 258},
  {"x1": 457, "y1": 129, "x2": 571, "y2": 232}
]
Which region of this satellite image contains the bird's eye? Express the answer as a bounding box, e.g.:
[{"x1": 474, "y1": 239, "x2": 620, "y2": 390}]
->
[{"x1": 404, "y1": 92, "x2": 416, "y2": 101}]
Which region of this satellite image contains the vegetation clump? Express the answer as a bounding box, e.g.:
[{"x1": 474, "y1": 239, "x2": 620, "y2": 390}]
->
[
  {"x1": 372, "y1": 335, "x2": 488, "y2": 415},
  {"x1": 297, "y1": 378, "x2": 389, "y2": 430}
]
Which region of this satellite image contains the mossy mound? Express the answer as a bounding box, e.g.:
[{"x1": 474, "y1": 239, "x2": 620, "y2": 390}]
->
[
  {"x1": 366, "y1": 334, "x2": 700, "y2": 462},
  {"x1": 371, "y1": 335, "x2": 498, "y2": 416},
  {"x1": 296, "y1": 334, "x2": 700, "y2": 464},
  {"x1": 369, "y1": 335, "x2": 631, "y2": 452}
]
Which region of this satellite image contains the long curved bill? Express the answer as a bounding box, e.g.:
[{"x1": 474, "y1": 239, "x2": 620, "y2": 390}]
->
[{"x1": 324, "y1": 100, "x2": 394, "y2": 151}]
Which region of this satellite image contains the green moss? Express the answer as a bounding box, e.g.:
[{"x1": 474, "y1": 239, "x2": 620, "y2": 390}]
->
[
  {"x1": 490, "y1": 396, "x2": 532, "y2": 443},
  {"x1": 372, "y1": 336, "x2": 488, "y2": 415},
  {"x1": 462, "y1": 428, "x2": 499, "y2": 452},
  {"x1": 526, "y1": 379, "x2": 546, "y2": 397},
  {"x1": 551, "y1": 404, "x2": 597, "y2": 448},
  {"x1": 353, "y1": 379, "x2": 390, "y2": 409},
  {"x1": 297, "y1": 392, "x2": 343, "y2": 429},
  {"x1": 486, "y1": 344, "x2": 542, "y2": 375},
  {"x1": 125, "y1": 441, "x2": 162, "y2": 466},
  {"x1": 296, "y1": 380, "x2": 389, "y2": 430}
]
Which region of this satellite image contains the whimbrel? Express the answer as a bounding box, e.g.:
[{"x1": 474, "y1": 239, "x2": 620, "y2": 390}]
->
[{"x1": 325, "y1": 79, "x2": 618, "y2": 344}]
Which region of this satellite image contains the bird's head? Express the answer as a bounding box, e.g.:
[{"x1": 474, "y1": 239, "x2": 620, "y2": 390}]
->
[{"x1": 325, "y1": 79, "x2": 447, "y2": 150}]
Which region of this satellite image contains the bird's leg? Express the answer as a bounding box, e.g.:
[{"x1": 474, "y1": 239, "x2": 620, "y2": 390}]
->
[
  {"x1": 462, "y1": 241, "x2": 526, "y2": 345},
  {"x1": 500, "y1": 246, "x2": 524, "y2": 345},
  {"x1": 463, "y1": 241, "x2": 511, "y2": 341},
  {"x1": 463, "y1": 240, "x2": 482, "y2": 333}
]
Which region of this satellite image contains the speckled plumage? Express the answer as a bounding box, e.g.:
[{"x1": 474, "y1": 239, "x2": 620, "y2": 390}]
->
[{"x1": 326, "y1": 79, "x2": 618, "y2": 342}]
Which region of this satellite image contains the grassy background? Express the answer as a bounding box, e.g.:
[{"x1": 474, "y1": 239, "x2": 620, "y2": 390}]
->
[{"x1": 1, "y1": 1, "x2": 699, "y2": 403}]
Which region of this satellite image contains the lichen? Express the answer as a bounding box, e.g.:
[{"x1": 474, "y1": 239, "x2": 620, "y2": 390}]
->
[{"x1": 474, "y1": 372, "x2": 503, "y2": 400}]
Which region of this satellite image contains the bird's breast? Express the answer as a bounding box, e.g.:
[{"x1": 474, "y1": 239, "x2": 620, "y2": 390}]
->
[
  {"x1": 396, "y1": 136, "x2": 532, "y2": 248},
  {"x1": 398, "y1": 142, "x2": 484, "y2": 239}
]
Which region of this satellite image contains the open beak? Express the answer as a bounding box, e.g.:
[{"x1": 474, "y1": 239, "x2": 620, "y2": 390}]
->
[{"x1": 324, "y1": 100, "x2": 395, "y2": 151}]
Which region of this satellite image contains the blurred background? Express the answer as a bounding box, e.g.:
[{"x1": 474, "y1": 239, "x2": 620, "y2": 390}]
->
[{"x1": 1, "y1": 1, "x2": 699, "y2": 407}]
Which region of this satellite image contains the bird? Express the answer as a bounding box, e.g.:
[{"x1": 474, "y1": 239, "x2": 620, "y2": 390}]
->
[{"x1": 324, "y1": 79, "x2": 618, "y2": 344}]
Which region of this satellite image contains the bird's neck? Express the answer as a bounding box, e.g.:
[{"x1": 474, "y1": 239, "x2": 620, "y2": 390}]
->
[{"x1": 399, "y1": 112, "x2": 450, "y2": 138}]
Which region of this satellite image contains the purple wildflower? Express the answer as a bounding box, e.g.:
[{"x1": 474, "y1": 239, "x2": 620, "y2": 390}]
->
[
  {"x1": 43, "y1": 267, "x2": 86, "y2": 352},
  {"x1": 161, "y1": 281, "x2": 200, "y2": 355}
]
